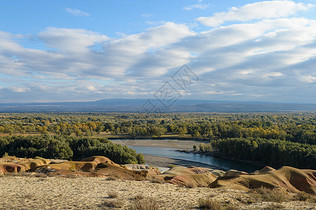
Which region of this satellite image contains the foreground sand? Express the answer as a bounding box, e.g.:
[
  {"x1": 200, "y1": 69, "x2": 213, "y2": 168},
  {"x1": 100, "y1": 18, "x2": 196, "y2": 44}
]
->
[{"x1": 1, "y1": 175, "x2": 315, "y2": 209}]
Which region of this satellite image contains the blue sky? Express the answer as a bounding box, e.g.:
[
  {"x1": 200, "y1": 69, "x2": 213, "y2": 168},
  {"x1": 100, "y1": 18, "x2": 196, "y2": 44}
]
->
[{"x1": 1, "y1": 0, "x2": 316, "y2": 103}]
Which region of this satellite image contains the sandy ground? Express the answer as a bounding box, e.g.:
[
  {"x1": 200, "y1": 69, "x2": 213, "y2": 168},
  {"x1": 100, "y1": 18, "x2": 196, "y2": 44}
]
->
[{"x1": 0, "y1": 175, "x2": 315, "y2": 209}]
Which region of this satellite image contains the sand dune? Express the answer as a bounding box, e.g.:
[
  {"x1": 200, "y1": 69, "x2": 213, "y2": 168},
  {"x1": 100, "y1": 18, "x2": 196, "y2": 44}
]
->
[
  {"x1": 0, "y1": 156, "x2": 316, "y2": 209},
  {"x1": 155, "y1": 166, "x2": 217, "y2": 188},
  {"x1": 1, "y1": 155, "x2": 316, "y2": 195},
  {"x1": 211, "y1": 166, "x2": 316, "y2": 194}
]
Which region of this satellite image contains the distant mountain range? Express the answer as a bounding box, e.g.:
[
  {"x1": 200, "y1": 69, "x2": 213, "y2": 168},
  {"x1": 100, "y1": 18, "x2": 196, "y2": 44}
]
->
[{"x1": 0, "y1": 99, "x2": 316, "y2": 112}]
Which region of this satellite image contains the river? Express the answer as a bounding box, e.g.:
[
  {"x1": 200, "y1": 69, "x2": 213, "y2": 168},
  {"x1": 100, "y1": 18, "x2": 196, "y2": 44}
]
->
[{"x1": 127, "y1": 145, "x2": 260, "y2": 172}]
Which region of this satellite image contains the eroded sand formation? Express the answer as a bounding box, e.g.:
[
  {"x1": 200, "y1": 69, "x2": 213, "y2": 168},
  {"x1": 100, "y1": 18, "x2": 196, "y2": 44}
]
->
[{"x1": 0, "y1": 155, "x2": 316, "y2": 195}]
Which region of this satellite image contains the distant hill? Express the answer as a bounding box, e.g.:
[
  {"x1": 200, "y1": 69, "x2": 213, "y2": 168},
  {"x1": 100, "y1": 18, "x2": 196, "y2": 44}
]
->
[{"x1": 0, "y1": 99, "x2": 316, "y2": 112}]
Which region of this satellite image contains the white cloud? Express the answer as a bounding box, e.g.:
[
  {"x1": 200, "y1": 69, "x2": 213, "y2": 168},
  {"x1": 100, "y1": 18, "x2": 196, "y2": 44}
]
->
[
  {"x1": 204, "y1": 90, "x2": 242, "y2": 96},
  {"x1": 11, "y1": 86, "x2": 30, "y2": 93},
  {"x1": 262, "y1": 72, "x2": 283, "y2": 78},
  {"x1": 86, "y1": 85, "x2": 97, "y2": 91},
  {"x1": 197, "y1": 1, "x2": 313, "y2": 27},
  {"x1": 97, "y1": 22, "x2": 195, "y2": 76},
  {"x1": 65, "y1": 8, "x2": 90, "y2": 17},
  {"x1": 183, "y1": 3, "x2": 210, "y2": 11},
  {"x1": 300, "y1": 75, "x2": 316, "y2": 83},
  {"x1": 1, "y1": 2, "x2": 316, "y2": 102},
  {"x1": 38, "y1": 28, "x2": 109, "y2": 53}
]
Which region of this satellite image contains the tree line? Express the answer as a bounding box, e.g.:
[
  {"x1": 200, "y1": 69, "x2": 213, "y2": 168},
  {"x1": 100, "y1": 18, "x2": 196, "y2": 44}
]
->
[
  {"x1": 1, "y1": 112, "x2": 316, "y2": 169},
  {"x1": 197, "y1": 138, "x2": 316, "y2": 169},
  {"x1": 1, "y1": 113, "x2": 316, "y2": 145},
  {"x1": 0, "y1": 135, "x2": 144, "y2": 164}
]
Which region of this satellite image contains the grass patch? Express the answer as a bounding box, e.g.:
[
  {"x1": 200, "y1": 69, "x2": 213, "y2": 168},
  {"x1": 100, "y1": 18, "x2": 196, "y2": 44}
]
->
[
  {"x1": 105, "y1": 176, "x2": 117, "y2": 181},
  {"x1": 21, "y1": 193, "x2": 35, "y2": 200},
  {"x1": 198, "y1": 199, "x2": 223, "y2": 210},
  {"x1": 130, "y1": 197, "x2": 159, "y2": 210},
  {"x1": 132, "y1": 194, "x2": 145, "y2": 201},
  {"x1": 35, "y1": 173, "x2": 47, "y2": 178},
  {"x1": 265, "y1": 203, "x2": 284, "y2": 209},
  {"x1": 295, "y1": 191, "x2": 311, "y2": 201},
  {"x1": 101, "y1": 200, "x2": 123, "y2": 208},
  {"x1": 150, "y1": 178, "x2": 165, "y2": 184},
  {"x1": 198, "y1": 198, "x2": 239, "y2": 210},
  {"x1": 107, "y1": 191, "x2": 119, "y2": 198},
  {"x1": 250, "y1": 187, "x2": 287, "y2": 203},
  {"x1": 294, "y1": 191, "x2": 316, "y2": 203},
  {"x1": 186, "y1": 183, "x2": 195, "y2": 188},
  {"x1": 235, "y1": 195, "x2": 256, "y2": 205},
  {"x1": 65, "y1": 174, "x2": 79, "y2": 178}
]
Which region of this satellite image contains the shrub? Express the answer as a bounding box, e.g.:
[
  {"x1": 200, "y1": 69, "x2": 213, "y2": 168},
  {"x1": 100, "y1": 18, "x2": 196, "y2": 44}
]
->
[
  {"x1": 294, "y1": 191, "x2": 316, "y2": 203},
  {"x1": 107, "y1": 191, "x2": 119, "y2": 198},
  {"x1": 310, "y1": 196, "x2": 316, "y2": 203},
  {"x1": 193, "y1": 145, "x2": 197, "y2": 151},
  {"x1": 105, "y1": 176, "x2": 117, "y2": 181},
  {"x1": 130, "y1": 197, "x2": 159, "y2": 210},
  {"x1": 198, "y1": 198, "x2": 224, "y2": 210},
  {"x1": 101, "y1": 200, "x2": 123, "y2": 208},
  {"x1": 265, "y1": 203, "x2": 284, "y2": 209},
  {"x1": 150, "y1": 178, "x2": 165, "y2": 184},
  {"x1": 133, "y1": 194, "x2": 144, "y2": 201},
  {"x1": 250, "y1": 187, "x2": 286, "y2": 203},
  {"x1": 136, "y1": 153, "x2": 145, "y2": 164},
  {"x1": 295, "y1": 191, "x2": 311, "y2": 201},
  {"x1": 21, "y1": 193, "x2": 35, "y2": 200}
]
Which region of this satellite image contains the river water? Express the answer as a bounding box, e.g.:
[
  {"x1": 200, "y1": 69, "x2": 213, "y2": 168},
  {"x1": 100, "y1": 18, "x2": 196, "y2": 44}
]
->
[{"x1": 127, "y1": 145, "x2": 260, "y2": 173}]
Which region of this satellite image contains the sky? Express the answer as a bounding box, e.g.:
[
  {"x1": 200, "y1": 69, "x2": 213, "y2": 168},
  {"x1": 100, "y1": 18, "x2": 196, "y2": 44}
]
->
[{"x1": 1, "y1": 0, "x2": 316, "y2": 103}]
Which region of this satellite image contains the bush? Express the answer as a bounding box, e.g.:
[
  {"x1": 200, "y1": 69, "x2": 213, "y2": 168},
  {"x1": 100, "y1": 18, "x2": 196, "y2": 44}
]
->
[
  {"x1": 107, "y1": 191, "x2": 119, "y2": 198},
  {"x1": 250, "y1": 187, "x2": 287, "y2": 203},
  {"x1": 101, "y1": 200, "x2": 123, "y2": 208},
  {"x1": 295, "y1": 191, "x2": 311, "y2": 201},
  {"x1": 133, "y1": 194, "x2": 144, "y2": 201},
  {"x1": 198, "y1": 198, "x2": 223, "y2": 210},
  {"x1": 0, "y1": 135, "x2": 144, "y2": 164},
  {"x1": 265, "y1": 203, "x2": 284, "y2": 209},
  {"x1": 130, "y1": 197, "x2": 159, "y2": 210},
  {"x1": 136, "y1": 153, "x2": 145, "y2": 164},
  {"x1": 294, "y1": 191, "x2": 316, "y2": 202},
  {"x1": 3, "y1": 135, "x2": 73, "y2": 159}
]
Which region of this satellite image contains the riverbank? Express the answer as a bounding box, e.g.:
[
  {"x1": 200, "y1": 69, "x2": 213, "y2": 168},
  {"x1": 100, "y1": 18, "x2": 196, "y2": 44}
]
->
[
  {"x1": 113, "y1": 139, "x2": 260, "y2": 172},
  {"x1": 114, "y1": 139, "x2": 221, "y2": 168},
  {"x1": 143, "y1": 154, "x2": 225, "y2": 170}
]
